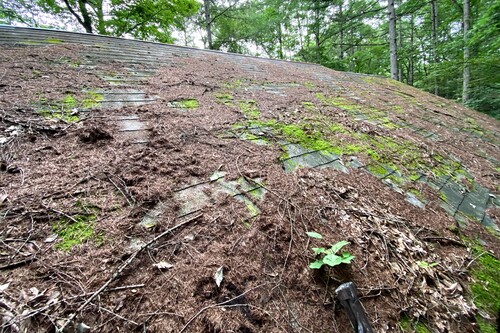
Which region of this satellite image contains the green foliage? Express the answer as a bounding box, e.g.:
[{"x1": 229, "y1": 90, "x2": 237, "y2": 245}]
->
[
  {"x1": 6, "y1": 0, "x2": 497, "y2": 116},
  {"x1": 305, "y1": 231, "x2": 323, "y2": 239},
  {"x1": 108, "y1": 0, "x2": 200, "y2": 42},
  {"x1": 6, "y1": 0, "x2": 199, "y2": 43},
  {"x1": 306, "y1": 233, "x2": 355, "y2": 269},
  {"x1": 416, "y1": 261, "x2": 438, "y2": 269}
]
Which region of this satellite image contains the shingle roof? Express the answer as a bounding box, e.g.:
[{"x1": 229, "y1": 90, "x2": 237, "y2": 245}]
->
[{"x1": 0, "y1": 26, "x2": 498, "y2": 332}]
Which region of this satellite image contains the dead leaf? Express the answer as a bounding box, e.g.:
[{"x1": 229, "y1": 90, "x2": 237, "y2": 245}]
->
[
  {"x1": 0, "y1": 283, "x2": 9, "y2": 293},
  {"x1": 214, "y1": 266, "x2": 223, "y2": 287},
  {"x1": 152, "y1": 261, "x2": 173, "y2": 270},
  {"x1": 0, "y1": 193, "x2": 7, "y2": 205}
]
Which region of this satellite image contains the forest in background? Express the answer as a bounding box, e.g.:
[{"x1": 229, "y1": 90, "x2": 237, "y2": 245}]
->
[{"x1": 1, "y1": 0, "x2": 499, "y2": 118}]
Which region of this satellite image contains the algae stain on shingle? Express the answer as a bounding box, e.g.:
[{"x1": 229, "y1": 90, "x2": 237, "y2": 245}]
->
[
  {"x1": 220, "y1": 80, "x2": 497, "y2": 229},
  {"x1": 174, "y1": 171, "x2": 266, "y2": 223},
  {"x1": 35, "y1": 91, "x2": 105, "y2": 121},
  {"x1": 82, "y1": 91, "x2": 105, "y2": 109}
]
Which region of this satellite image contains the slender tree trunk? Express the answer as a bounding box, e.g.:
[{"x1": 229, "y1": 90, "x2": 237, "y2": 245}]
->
[
  {"x1": 314, "y1": 0, "x2": 320, "y2": 63},
  {"x1": 388, "y1": 0, "x2": 398, "y2": 80},
  {"x1": 398, "y1": 10, "x2": 403, "y2": 82},
  {"x1": 409, "y1": 14, "x2": 415, "y2": 86},
  {"x1": 462, "y1": 0, "x2": 470, "y2": 104},
  {"x1": 204, "y1": 0, "x2": 213, "y2": 49},
  {"x1": 349, "y1": 28, "x2": 354, "y2": 71},
  {"x1": 297, "y1": 16, "x2": 303, "y2": 51},
  {"x1": 339, "y1": 2, "x2": 344, "y2": 61},
  {"x1": 278, "y1": 23, "x2": 284, "y2": 59},
  {"x1": 430, "y1": 0, "x2": 438, "y2": 94}
]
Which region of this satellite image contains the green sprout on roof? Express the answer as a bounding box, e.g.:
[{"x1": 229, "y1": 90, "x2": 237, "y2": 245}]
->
[{"x1": 306, "y1": 232, "x2": 355, "y2": 269}]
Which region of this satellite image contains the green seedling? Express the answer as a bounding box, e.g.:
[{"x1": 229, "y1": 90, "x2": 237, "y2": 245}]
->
[
  {"x1": 416, "y1": 261, "x2": 438, "y2": 269},
  {"x1": 306, "y1": 232, "x2": 355, "y2": 269}
]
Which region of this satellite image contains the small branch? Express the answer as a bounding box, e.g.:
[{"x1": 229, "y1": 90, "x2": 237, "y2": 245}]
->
[
  {"x1": 59, "y1": 214, "x2": 203, "y2": 332},
  {"x1": 43, "y1": 205, "x2": 79, "y2": 224},
  {"x1": 89, "y1": 302, "x2": 139, "y2": 326},
  {"x1": 422, "y1": 236, "x2": 466, "y2": 247},
  {"x1": 107, "y1": 284, "x2": 145, "y2": 292},
  {"x1": 0, "y1": 257, "x2": 37, "y2": 270},
  {"x1": 105, "y1": 173, "x2": 134, "y2": 207}
]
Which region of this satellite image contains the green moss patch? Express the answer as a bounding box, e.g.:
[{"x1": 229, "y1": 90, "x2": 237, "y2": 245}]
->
[
  {"x1": 315, "y1": 93, "x2": 358, "y2": 111},
  {"x1": 239, "y1": 100, "x2": 260, "y2": 119},
  {"x1": 36, "y1": 91, "x2": 105, "y2": 122},
  {"x1": 172, "y1": 98, "x2": 199, "y2": 109},
  {"x1": 19, "y1": 40, "x2": 42, "y2": 45},
  {"x1": 477, "y1": 317, "x2": 497, "y2": 333},
  {"x1": 301, "y1": 101, "x2": 316, "y2": 111},
  {"x1": 215, "y1": 93, "x2": 235, "y2": 106},
  {"x1": 470, "y1": 247, "x2": 500, "y2": 326},
  {"x1": 399, "y1": 317, "x2": 431, "y2": 333},
  {"x1": 45, "y1": 38, "x2": 63, "y2": 44},
  {"x1": 82, "y1": 91, "x2": 104, "y2": 109},
  {"x1": 53, "y1": 214, "x2": 98, "y2": 251}
]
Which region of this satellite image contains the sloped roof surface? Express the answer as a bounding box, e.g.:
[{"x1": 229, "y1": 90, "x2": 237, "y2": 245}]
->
[{"x1": 0, "y1": 26, "x2": 499, "y2": 332}]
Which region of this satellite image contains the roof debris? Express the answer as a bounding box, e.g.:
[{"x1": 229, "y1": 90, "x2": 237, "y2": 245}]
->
[{"x1": 0, "y1": 26, "x2": 499, "y2": 332}]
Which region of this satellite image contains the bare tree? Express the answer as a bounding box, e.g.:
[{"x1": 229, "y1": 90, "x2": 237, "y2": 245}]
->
[
  {"x1": 204, "y1": 0, "x2": 213, "y2": 49},
  {"x1": 388, "y1": 0, "x2": 398, "y2": 80},
  {"x1": 462, "y1": 0, "x2": 470, "y2": 104},
  {"x1": 430, "y1": 0, "x2": 438, "y2": 94}
]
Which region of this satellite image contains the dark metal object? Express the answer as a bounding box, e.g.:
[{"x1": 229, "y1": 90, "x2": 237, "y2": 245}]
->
[{"x1": 335, "y1": 282, "x2": 373, "y2": 333}]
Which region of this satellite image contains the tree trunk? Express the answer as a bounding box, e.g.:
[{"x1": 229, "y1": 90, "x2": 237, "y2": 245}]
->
[
  {"x1": 462, "y1": 0, "x2": 470, "y2": 104},
  {"x1": 388, "y1": 0, "x2": 398, "y2": 80},
  {"x1": 349, "y1": 28, "x2": 354, "y2": 71},
  {"x1": 409, "y1": 14, "x2": 415, "y2": 86},
  {"x1": 78, "y1": 0, "x2": 93, "y2": 33},
  {"x1": 398, "y1": 10, "x2": 403, "y2": 82},
  {"x1": 314, "y1": 0, "x2": 320, "y2": 63},
  {"x1": 204, "y1": 0, "x2": 213, "y2": 49},
  {"x1": 339, "y1": 2, "x2": 344, "y2": 61},
  {"x1": 63, "y1": 0, "x2": 92, "y2": 33},
  {"x1": 430, "y1": 0, "x2": 438, "y2": 95},
  {"x1": 278, "y1": 23, "x2": 284, "y2": 59}
]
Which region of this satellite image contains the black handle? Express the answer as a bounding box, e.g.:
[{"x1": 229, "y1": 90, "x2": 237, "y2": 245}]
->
[{"x1": 335, "y1": 282, "x2": 373, "y2": 333}]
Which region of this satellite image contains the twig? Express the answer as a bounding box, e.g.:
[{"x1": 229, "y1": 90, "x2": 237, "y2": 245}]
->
[
  {"x1": 465, "y1": 251, "x2": 487, "y2": 270},
  {"x1": 43, "y1": 205, "x2": 79, "y2": 224},
  {"x1": 422, "y1": 236, "x2": 466, "y2": 247},
  {"x1": 15, "y1": 284, "x2": 146, "y2": 324},
  {"x1": 105, "y1": 173, "x2": 134, "y2": 207},
  {"x1": 58, "y1": 213, "x2": 203, "y2": 332},
  {"x1": 107, "y1": 284, "x2": 145, "y2": 292},
  {"x1": 138, "y1": 311, "x2": 184, "y2": 318},
  {"x1": 89, "y1": 302, "x2": 139, "y2": 326},
  {"x1": 0, "y1": 257, "x2": 37, "y2": 270}
]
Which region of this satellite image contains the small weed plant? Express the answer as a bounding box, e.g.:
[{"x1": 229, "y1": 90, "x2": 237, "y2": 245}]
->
[{"x1": 306, "y1": 232, "x2": 355, "y2": 269}]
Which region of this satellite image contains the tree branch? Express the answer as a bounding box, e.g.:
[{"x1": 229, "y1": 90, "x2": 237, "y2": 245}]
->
[{"x1": 62, "y1": 0, "x2": 85, "y2": 29}]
